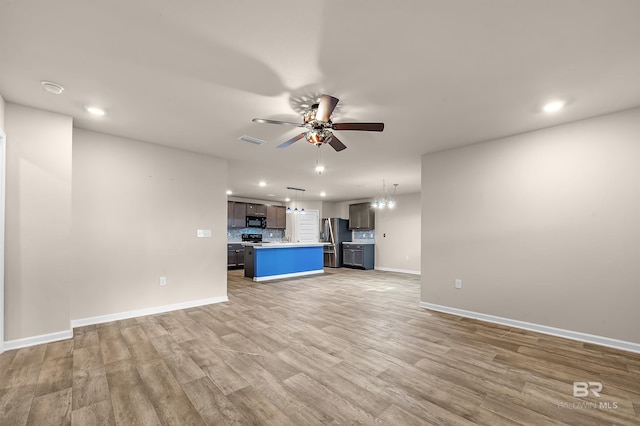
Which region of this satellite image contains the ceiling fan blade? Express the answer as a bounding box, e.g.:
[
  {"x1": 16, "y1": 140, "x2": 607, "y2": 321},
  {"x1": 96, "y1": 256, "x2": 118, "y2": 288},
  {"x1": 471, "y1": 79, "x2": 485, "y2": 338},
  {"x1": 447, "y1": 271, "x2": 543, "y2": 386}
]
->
[
  {"x1": 315, "y1": 95, "x2": 339, "y2": 122},
  {"x1": 277, "y1": 132, "x2": 306, "y2": 149},
  {"x1": 332, "y1": 122, "x2": 384, "y2": 132},
  {"x1": 328, "y1": 135, "x2": 347, "y2": 152},
  {"x1": 253, "y1": 118, "x2": 304, "y2": 127}
]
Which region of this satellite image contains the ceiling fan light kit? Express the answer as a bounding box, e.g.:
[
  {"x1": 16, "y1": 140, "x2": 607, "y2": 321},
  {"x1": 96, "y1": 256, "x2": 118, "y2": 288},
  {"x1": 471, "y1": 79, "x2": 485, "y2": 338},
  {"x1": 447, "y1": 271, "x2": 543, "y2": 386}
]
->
[
  {"x1": 252, "y1": 94, "x2": 384, "y2": 152},
  {"x1": 314, "y1": 145, "x2": 325, "y2": 174}
]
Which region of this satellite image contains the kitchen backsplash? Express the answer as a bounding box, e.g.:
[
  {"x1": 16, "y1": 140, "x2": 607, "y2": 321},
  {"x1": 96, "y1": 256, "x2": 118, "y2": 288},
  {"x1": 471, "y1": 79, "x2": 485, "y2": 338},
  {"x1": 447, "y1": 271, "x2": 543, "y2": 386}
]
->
[
  {"x1": 353, "y1": 230, "x2": 375, "y2": 243},
  {"x1": 227, "y1": 228, "x2": 285, "y2": 242},
  {"x1": 229, "y1": 228, "x2": 373, "y2": 243}
]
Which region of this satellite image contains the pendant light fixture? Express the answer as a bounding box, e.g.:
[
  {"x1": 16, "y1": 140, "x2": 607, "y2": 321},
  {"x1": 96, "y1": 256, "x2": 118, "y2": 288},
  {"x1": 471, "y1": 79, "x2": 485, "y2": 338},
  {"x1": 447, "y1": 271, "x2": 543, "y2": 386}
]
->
[
  {"x1": 371, "y1": 180, "x2": 398, "y2": 209},
  {"x1": 286, "y1": 187, "x2": 306, "y2": 214}
]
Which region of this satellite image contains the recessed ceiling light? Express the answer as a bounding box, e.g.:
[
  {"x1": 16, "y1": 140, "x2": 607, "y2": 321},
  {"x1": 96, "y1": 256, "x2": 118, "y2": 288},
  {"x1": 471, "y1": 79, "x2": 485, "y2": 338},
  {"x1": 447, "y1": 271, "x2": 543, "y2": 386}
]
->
[
  {"x1": 543, "y1": 100, "x2": 565, "y2": 113},
  {"x1": 40, "y1": 80, "x2": 64, "y2": 95},
  {"x1": 85, "y1": 106, "x2": 106, "y2": 116},
  {"x1": 320, "y1": 192, "x2": 326, "y2": 197},
  {"x1": 226, "y1": 190, "x2": 233, "y2": 195},
  {"x1": 315, "y1": 165, "x2": 325, "y2": 174},
  {"x1": 285, "y1": 197, "x2": 291, "y2": 202},
  {"x1": 259, "y1": 181, "x2": 266, "y2": 187}
]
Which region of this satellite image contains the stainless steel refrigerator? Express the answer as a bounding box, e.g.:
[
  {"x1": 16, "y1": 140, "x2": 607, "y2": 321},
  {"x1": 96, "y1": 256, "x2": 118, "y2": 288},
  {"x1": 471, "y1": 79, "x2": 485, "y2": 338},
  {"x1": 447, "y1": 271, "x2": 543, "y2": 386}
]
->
[{"x1": 321, "y1": 218, "x2": 351, "y2": 267}]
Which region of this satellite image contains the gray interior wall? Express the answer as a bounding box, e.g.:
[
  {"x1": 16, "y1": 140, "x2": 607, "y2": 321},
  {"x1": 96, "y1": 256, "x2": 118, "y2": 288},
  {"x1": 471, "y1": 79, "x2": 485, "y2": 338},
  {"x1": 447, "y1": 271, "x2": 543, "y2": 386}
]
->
[
  {"x1": 421, "y1": 107, "x2": 640, "y2": 343},
  {"x1": 3, "y1": 103, "x2": 228, "y2": 342},
  {"x1": 71, "y1": 129, "x2": 228, "y2": 321},
  {"x1": 4, "y1": 103, "x2": 73, "y2": 340},
  {"x1": 0, "y1": 93, "x2": 5, "y2": 129},
  {"x1": 375, "y1": 192, "x2": 421, "y2": 273},
  {"x1": 330, "y1": 195, "x2": 421, "y2": 273},
  {"x1": 1, "y1": 93, "x2": 6, "y2": 350}
]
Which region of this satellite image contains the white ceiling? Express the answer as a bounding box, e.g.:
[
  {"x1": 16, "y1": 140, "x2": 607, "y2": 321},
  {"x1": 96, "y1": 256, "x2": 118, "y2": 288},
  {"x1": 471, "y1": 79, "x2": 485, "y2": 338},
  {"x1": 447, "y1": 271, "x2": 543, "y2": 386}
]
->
[{"x1": 1, "y1": 0, "x2": 640, "y2": 202}]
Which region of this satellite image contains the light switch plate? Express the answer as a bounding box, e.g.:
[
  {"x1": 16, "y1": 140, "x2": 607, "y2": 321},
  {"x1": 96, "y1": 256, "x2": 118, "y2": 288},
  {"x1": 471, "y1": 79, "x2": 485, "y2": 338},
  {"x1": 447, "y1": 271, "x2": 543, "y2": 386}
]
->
[{"x1": 197, "y1": 229, "x2": 212, "y2": 238}]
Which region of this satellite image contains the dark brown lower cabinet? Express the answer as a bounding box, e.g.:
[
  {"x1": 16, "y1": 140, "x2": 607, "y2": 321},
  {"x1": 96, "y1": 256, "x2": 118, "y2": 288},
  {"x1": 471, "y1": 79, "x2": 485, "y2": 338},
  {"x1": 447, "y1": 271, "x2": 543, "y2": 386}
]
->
[{"x1": 227, "y1": 243, "x2": 245, "y2": 269}]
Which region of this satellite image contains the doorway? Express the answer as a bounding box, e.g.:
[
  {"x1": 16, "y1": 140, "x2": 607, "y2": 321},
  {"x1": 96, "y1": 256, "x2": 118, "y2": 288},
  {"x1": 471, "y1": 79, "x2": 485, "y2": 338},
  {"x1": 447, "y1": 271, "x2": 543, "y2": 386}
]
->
[{"x1": 294, "y1": 209, "x2": 320, "y2": 243}]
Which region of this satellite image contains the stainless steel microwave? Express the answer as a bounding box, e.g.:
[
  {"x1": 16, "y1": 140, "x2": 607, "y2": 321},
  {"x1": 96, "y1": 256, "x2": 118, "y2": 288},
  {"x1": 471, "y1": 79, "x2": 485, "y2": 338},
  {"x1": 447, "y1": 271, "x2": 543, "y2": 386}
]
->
[{"x1": 246, "y1": 216, "x2": 266, "y2": 228}]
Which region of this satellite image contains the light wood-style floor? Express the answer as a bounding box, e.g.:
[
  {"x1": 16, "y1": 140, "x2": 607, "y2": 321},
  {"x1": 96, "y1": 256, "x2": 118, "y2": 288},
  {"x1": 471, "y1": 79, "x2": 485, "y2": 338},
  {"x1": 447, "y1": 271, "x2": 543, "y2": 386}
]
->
[{"x1": 1, "y1": 268, "x2": 639, "y2": 425}]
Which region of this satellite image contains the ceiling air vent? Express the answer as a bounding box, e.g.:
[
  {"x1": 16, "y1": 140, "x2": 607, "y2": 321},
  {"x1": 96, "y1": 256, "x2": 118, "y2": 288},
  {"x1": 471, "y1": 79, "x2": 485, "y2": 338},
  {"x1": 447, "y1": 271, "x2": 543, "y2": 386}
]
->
[{"x1": 239, "y1": 135, "x2": 267, "y2": 146}]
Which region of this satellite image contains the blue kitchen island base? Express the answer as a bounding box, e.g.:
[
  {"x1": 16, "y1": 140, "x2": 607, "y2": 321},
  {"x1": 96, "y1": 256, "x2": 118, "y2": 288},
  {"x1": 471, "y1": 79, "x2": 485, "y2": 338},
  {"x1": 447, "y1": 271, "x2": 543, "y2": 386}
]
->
[{"x1": 243, "y1": 243, "x2": 325, "y2": 282}]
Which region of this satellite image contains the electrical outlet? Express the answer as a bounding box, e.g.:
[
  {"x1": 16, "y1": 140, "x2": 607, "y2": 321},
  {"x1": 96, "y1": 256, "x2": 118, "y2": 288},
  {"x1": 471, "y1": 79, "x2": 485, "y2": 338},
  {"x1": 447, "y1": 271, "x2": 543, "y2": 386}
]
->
[
  {"x1": 160, "y1": 276, "x2": 167, "y2": 286},
  {"x1": 455, "y1": 279, "x2": 462, "y2": 289}
]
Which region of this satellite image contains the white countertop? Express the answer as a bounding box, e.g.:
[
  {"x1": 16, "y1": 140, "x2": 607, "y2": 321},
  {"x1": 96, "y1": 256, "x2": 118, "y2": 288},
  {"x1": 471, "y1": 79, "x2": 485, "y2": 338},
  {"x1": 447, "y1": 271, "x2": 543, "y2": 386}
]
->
[
  {"x1": 242, "y1": 242, "x2": 330, "y2": 248},
  {"x1": 342, "y1": 241, "x2": 375, "y2": 245}
]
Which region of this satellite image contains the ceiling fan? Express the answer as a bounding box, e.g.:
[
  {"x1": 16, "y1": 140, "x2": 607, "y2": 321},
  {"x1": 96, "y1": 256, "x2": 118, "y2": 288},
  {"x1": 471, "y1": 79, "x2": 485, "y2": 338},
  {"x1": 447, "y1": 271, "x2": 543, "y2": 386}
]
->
[{"x1": 252, "y1": 94, "x2": 384, "y2": 152}]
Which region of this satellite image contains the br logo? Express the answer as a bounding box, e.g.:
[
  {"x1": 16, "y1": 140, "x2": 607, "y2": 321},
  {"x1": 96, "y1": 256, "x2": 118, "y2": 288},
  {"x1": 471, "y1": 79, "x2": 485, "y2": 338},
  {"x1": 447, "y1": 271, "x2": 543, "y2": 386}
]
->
[{"x1": 573, "y1": 382, "x2": 602, "y2": 397}]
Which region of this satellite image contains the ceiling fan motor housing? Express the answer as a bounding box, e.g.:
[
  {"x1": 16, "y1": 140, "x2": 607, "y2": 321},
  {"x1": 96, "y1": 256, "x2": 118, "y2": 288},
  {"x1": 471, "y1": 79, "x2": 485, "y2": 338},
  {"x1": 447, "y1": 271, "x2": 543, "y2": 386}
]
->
[
  {"x1": 302, "y1": 103, "x2": 334, "y2": 145},
  {"x1": 306, "y1": 129, "x2": 333, "y2": 146}
]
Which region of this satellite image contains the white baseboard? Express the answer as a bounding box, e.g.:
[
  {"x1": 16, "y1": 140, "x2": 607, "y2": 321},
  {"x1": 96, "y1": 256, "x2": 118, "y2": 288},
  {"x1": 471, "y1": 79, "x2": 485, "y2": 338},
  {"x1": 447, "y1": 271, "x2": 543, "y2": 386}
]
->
[
  {"x1": 253, "y1": 270, "x2": 324, "y2": 282},
  {"x1": 3, "y1": 296, "x2": 229, "y2": 351},
  {"x1": 4, "y1": 329, "x2": 74, "y2": 351},
  {"x1": 71, "y1": 296, "x2": 229, "y2": 328},
  {"x1": 375, "y1": 266, "x2": 421, "y2": 275},
  {"x1": 419, "y1": 302, "x2": 640, "y2": 354}
]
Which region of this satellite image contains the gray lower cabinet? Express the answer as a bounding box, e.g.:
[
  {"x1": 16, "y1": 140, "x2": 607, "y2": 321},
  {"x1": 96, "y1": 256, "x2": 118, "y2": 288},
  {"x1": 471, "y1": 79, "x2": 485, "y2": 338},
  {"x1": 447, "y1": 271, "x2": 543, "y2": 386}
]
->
[
  {"x1": 342, "y1": 243, "x2": 374, "y2": 270},
  {"x1": 227, "y1": 243, "x2": 245, "y2": 269}
]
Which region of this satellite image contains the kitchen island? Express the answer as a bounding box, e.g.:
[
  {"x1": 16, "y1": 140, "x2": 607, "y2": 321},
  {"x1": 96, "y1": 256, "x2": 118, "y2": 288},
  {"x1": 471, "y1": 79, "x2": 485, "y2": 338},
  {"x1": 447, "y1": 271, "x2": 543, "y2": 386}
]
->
[{"x1": 243, "y1": 242, "x2": 327, "y2": 282}]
